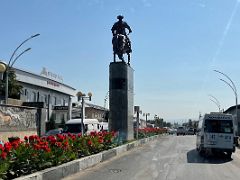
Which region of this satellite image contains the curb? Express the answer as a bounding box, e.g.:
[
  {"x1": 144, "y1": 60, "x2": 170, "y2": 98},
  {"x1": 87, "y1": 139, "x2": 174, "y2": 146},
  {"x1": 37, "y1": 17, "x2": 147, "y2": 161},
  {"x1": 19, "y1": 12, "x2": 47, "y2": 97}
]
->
[{"x1": 14, "y1": 134, "x2": 163, "y2": 180}]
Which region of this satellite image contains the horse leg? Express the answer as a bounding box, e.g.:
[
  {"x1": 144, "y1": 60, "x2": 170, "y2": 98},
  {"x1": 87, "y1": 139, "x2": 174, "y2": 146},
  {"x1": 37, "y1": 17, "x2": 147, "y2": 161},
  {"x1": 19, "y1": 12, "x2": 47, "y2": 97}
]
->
[
  {"x1": 114, "y1": 53, "x2": 116, "y2": 62},
  {"x1": 127, "y1": 53, "x2": 130, "y2": 65},
  {"x1": 118, "y1": 53, "x2": 124, "y2": 62}
]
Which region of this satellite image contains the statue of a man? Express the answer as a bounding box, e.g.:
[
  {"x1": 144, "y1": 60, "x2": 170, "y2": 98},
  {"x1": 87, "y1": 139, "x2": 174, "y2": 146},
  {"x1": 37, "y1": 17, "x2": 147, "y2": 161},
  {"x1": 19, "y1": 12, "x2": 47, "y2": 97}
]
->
[{"x1": 111, "y1": 15, "x2": 132, "y2": 52}]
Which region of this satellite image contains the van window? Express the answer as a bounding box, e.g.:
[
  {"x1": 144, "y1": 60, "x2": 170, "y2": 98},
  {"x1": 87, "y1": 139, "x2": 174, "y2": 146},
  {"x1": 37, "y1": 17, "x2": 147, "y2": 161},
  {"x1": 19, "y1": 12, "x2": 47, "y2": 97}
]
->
[
  {"x1": 64, "y1": 124, "x2": 82, "y2": 133},
  {"x1": 205, "y1": 120, "x2": 233, "y2": 134}
]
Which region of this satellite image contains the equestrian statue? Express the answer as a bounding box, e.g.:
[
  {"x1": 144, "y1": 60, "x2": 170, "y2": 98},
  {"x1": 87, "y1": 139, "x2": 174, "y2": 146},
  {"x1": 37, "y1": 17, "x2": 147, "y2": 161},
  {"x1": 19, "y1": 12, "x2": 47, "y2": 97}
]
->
[{"x1": 111, "y1": 15, "x2": 132, "y2": 65}]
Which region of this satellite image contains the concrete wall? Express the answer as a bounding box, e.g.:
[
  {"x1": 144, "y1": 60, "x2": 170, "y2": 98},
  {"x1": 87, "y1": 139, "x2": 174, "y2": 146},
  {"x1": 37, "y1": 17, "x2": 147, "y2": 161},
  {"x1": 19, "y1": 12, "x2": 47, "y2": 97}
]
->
[{"x1": 0, "y1": 104, "x2": 42, "y2": 142}]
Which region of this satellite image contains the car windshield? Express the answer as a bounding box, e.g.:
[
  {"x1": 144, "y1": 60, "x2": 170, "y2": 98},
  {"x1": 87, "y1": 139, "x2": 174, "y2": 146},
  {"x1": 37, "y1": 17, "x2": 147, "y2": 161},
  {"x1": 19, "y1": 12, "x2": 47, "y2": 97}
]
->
[{"x1": 205, "y1": 120, "x2": 233, "y2": 133}]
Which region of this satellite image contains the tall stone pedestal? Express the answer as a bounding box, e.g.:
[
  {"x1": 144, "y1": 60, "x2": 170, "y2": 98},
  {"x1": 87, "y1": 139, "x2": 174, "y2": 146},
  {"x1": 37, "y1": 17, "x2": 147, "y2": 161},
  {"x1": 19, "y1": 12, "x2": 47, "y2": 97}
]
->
[{"x1": 109, "y1": 62, "x2": 134, "y2": 141}]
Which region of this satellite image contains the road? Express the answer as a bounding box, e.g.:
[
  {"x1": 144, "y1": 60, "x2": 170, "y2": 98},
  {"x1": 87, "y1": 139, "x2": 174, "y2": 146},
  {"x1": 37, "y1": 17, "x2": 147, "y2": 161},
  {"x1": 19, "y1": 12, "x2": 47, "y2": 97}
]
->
[{"x1": 64, "y1": 135, "x2": 240, "y2": 180}]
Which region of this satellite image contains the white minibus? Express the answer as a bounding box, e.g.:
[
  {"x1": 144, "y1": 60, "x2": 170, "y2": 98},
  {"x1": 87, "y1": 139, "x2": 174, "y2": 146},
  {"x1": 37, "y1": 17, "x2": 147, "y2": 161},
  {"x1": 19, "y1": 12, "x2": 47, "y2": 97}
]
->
[{"x1": 196, "y1": 112, "x2": 236, "y2": 157}]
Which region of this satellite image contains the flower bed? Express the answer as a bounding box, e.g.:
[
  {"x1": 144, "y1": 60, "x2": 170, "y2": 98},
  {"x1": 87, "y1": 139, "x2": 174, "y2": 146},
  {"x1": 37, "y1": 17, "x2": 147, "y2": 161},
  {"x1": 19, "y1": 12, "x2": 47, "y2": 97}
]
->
[
  {"x1": 0, "y1": 131, "x2": 116, "y2": 179},
  {"x1": 134, "y1": 127, "x2": 167, "y2": 139}
]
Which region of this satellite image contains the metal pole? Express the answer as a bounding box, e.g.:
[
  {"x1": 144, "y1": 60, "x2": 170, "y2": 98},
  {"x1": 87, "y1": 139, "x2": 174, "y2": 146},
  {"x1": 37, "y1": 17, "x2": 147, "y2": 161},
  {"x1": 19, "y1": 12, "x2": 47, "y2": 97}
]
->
[
  {"x1": 136, "y1": 110, "x2": 139, "y2": 139},
  {"x1": 81, "y1": 97, "x2": 84, "y2": 135},
  {"x1": 208, "y1": 94, "x2": 221, "y2": 111},
  {"x1": 209, "y1": 98, "x2": 221, "y2": 112},
  {"x1": 5, "y1": 71, "x2": 9, "y2": 104},
  {"x1": 145, "y1": 114, "x2": 147, "y2": 123}
]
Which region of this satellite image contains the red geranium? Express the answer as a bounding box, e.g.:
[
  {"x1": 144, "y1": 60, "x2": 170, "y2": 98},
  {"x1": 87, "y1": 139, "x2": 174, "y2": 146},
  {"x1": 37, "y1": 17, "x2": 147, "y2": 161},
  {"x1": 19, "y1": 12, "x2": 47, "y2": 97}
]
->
[
  {"x1": 0, "y1": 151, "x2": 7, "y2": 160},
  {"x1": 4, "y1": 142, "x2": 12, "y2": 152}
]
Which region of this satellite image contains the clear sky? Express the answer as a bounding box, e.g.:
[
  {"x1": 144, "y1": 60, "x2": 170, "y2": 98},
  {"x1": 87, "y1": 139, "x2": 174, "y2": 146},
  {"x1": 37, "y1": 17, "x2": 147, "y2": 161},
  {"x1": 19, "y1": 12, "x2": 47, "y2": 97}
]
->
[{"x1": 1, "y1": 0, "x2": 240, "y2": 122}]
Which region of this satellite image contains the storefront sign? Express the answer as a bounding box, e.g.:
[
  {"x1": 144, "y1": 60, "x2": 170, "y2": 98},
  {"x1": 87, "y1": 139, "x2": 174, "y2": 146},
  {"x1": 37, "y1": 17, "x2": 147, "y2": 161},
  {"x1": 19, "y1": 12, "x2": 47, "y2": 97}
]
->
[
  {"x1": 40, "y1": 67, "x2": 63, "y2": 82},
  {"x1": 53, "y1": 106, "x2": 68, "y2": 111}
]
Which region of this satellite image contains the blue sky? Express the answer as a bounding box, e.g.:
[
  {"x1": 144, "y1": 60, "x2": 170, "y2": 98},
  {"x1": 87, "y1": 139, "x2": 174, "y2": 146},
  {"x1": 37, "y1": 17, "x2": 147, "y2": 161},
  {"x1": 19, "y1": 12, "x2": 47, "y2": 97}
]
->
[{"x1": 1, "y1": 0, "x2": 240, "y2": 122}]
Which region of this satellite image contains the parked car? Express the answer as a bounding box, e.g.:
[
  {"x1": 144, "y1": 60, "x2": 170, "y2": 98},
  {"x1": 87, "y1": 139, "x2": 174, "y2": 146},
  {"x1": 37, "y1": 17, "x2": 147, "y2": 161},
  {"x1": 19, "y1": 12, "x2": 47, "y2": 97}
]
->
[
  {"x1": 177, "y1": 126, "x2": 186, "y2": 136},
  {"x1": 43, "y1": 128, "x2": 63, "y2": 137},
  {"x1": 186, "y1": 128, "x2": 195, "y2": 135}
]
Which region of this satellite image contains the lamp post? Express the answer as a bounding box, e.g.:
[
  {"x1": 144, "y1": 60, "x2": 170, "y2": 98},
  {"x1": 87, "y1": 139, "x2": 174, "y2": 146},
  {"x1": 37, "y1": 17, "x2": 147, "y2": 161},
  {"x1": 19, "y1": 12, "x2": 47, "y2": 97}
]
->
[
  {"x1": 0, "y1": 61, "x2": 7, "y2": 80},
  {"x1": 134, "y1": 106, "x2": 141, "y2": 139},
  {"x1": 5, "y1": 33, "x2": 40, "y2": 104},
  {"x1": 208, "y1": 94, "x2": 221, "y2": 112},
  {"x1": 143, "y1": 112, "x2": 150, "y2": 127},
  {"x1": 76, "y1": 91, "x2": 92, "y2": 135},
  {"x1": 214, "y1": 70, "x2": 238, "y2": 135}
]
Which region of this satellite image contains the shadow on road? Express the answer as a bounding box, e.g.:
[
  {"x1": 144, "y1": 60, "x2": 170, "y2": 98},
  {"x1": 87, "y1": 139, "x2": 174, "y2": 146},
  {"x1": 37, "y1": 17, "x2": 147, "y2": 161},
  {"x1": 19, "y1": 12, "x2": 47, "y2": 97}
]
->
[{"x1": 187, "y1": 149, "x2": 232, "y2": 164}]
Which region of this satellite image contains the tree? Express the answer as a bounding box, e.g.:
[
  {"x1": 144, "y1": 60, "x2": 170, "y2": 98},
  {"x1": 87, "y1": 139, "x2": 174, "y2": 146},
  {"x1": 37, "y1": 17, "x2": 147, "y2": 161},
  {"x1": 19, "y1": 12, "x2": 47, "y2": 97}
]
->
[
  {"x1": 47, "y1": 114, "x2": 56, "y2": 130},
  {"x1": 59, "y1": 115, "x2": 66, "y2": 128},
  {"x1": 0, "y1": 70, "x2": 23, "y2": 99}
]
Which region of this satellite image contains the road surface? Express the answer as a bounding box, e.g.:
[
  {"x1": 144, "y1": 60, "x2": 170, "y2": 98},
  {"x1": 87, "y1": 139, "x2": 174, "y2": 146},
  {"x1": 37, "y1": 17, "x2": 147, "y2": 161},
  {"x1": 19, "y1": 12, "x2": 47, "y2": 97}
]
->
[{"x1": 64, "y1": 135, "x2": 240, "y2": 180}]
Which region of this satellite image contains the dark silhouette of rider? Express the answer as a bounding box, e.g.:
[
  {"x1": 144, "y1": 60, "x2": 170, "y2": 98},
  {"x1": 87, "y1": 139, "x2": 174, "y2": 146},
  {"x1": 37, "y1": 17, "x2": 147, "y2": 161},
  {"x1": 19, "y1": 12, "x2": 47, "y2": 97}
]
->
[{"x1": 111, "y1": 15, "x2": 132, "y2": 52}]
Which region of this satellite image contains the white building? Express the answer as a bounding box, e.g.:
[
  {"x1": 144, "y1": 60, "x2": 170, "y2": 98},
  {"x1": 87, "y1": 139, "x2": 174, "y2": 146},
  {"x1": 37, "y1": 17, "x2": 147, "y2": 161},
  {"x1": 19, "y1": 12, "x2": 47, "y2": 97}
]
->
[{"x1": 14, "y1": 67, "x2": 76, "y2": 122}]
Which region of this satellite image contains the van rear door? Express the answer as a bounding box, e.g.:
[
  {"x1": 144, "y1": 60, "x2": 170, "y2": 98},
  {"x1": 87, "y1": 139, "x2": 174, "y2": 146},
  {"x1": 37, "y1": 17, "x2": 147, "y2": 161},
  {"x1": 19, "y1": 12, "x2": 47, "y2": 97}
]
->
[{"x1": 204, "y1": 119, "x2": 233, "y2": 149}]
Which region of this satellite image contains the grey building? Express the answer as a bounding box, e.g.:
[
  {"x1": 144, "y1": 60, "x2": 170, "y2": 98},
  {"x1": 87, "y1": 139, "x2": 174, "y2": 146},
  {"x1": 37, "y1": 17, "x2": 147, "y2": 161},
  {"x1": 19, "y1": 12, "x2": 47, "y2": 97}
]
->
[
  {"x1": 72, "y1": 102, "x2": 109, "y2": 122},
  {"x1": 224, "y1": 105, "x2": 240, "y2": 135},
  {"x1": 13, "y1": 67, "x2": 76, "y2": 122}
]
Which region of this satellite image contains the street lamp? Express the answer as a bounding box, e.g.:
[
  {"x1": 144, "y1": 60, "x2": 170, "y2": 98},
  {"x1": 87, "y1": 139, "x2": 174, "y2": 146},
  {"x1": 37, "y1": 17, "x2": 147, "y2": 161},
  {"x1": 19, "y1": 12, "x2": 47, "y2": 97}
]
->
[
  {"x1": 208, "y1": 94, "x2": 221, "y2": 112},
  {"x1": 5, "y1": 33, "x2": 40, "y2": 104},
  {"x1": 143, "y1": 112, "x2": 150, "y2": 127},
  {"x1": 0, "y1": 61, "x2": 7, "y2": 80},
  {"x1": 214, "y1": 70, "x2": 238, "y2": 135},
  {"x1": 76, "y1": 91, "x2": 92, "y2": 135}
]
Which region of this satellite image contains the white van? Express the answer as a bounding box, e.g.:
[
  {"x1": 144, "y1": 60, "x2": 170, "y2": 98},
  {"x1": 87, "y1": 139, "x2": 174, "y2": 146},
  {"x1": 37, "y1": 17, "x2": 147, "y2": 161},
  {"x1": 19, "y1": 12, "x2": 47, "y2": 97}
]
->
[
  {"x1": 99, "y1": 122, "x2": 109, "y2": 132},
  {"x1": 64, "y1": 118, "x2": 101, "y2": 135},
  {"x1": 196, "y1": 112, "x2": 236, "y2": 157}
]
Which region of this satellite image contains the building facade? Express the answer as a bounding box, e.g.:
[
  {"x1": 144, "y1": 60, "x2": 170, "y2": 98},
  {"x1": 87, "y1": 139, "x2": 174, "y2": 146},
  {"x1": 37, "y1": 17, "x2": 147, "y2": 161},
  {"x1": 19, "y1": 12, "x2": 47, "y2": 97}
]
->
[
  {"x1": 72, "y1": 103, "x2": 109, "y2": 122},
  {"x1": 224, "y1": 105, "x2": 240, "y2": 136},
  {"x1": 14, "y1": 67, "x2": 76, "y2": 122}
]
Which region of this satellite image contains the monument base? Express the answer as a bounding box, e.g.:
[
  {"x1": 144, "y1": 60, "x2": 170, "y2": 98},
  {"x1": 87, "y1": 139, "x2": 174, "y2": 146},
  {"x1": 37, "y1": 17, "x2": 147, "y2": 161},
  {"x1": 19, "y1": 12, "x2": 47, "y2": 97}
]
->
[{"x1": 109, "y1": 61, "x2": 134, "y2": 142}]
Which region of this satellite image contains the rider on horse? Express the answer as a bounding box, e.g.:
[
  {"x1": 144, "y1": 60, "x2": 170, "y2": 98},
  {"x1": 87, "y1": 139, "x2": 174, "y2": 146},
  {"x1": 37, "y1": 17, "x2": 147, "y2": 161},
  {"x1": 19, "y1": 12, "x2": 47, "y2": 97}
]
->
[{"x1": 111, "y1": 15, "x2": 132, "y2": 53}]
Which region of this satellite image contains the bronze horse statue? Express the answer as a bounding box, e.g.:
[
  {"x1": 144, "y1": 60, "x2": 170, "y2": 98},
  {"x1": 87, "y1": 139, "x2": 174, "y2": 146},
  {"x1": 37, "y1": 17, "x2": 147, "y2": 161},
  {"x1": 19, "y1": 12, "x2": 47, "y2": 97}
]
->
[{"x1": 112, "y1": 34, "x2": 131, "y2": 65}]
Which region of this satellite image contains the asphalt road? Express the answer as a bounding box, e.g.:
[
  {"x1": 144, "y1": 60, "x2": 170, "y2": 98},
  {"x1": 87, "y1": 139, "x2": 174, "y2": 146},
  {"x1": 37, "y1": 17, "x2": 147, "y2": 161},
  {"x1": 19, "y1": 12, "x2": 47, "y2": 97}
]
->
[{"x1": 63, "y1": 135, "x2": 240, "y2": 180}]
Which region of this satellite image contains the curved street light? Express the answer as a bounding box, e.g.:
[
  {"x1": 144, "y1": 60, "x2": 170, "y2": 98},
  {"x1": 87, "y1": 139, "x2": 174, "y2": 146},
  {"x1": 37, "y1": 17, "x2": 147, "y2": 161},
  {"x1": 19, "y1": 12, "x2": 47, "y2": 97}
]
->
[
  {"x1": 208, "y1": 94, "x2": 221, "y2": 112},
  {"x1": 214, "y1": 70, "x2": 238, "y2": 135},
  {"x1": 5, "y1": 34, "x2": 40, "y2": 104}
]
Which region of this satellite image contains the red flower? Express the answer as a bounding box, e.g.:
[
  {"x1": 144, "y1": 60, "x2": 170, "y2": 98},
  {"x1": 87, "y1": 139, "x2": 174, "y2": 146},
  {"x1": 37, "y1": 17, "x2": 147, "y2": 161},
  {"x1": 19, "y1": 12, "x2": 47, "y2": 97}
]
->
[
  {"x1": 43, "y1": 145, "x2": 51, "y2": 152},
  {"x1": 33, "y1": 144, "x2": 40, "y2": 150},
  {"x1": 55, "y1": 142, "x2": 62, "y2": 147},
  {"x1": 1, "y1": 152, "x2": 7, "y2": 160},
  {"x1": 11, "y1": 141, "x2": 19, "y2": 149},
  {"x1": 98, "y1": 138, "x2": 103, "y2": 143},
  {"x1": 57, "y1": 134, "x2": 65, "y2": 141},
  {"x1": 63, "y1": 141, "x2": 69, "y2": 148},
  {"x1": 90, "y1": 131, "x2": 97, "y2": 137},
  {"x1": 87, "y1": 140, "x2": 93, "y2": 146},
  {"x1": 4, "y1": 142, "x2": 12, "y2": 152},
  {"x1": 0, "y1": 144, "x2": 4, "y2": 151}
]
